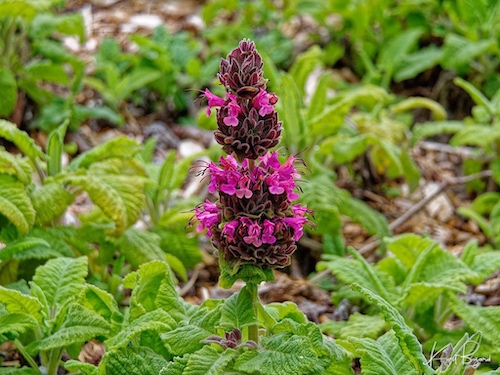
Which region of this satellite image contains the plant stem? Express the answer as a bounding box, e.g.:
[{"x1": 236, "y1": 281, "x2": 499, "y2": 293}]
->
[
  {"x1": 246, "y1": 282, "x2": 259, "y2": 345},
  {"x1": 13, "y1": 339, "x2": 42, "y2": 374},
  {"x1": 47, "y1": 348, "x2": 63, "y2": 375}
]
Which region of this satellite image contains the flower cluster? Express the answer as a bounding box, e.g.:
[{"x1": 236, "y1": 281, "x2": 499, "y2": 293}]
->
[
  {"x1": 195, "y1": 152, "x2": 310, "y2": 268},
  {"x1": 194, "y1": 39, "x2": 311, "y2": 272},
  {"x1": 202, "y1": 40, "x2": 281, "y2": 161}
]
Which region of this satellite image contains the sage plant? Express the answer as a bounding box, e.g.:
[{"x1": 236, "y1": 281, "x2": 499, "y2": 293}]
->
[{"x1": 194, "y1": 40, "x2": 311, "y2": 343}]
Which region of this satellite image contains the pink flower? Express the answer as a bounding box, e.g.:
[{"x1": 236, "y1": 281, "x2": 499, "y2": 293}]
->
[
  {"x1": 222, "y1": 220, "x2": 240, "y2": 243},
  {"x1": 282, "y1": 216, "x2": 307, "y2": 241},
  {"x1": 204, "y1": 89, "x2": 225, "y2": 116},
  {"x1": 195, "y1": 200, "x2": 221, "y2": 237},
  {"x1": 242, "y1": 218, "x2": 262, "y2": 247},
  {"x1": 253, "y1": 90, "x2": 277, "y2": 116},
  {"x1": 223, "y1": 94, "x2": 242, "y2": 127},
  {"x1": 262, "y1": 219, "x2": 276, "y2": 244}
]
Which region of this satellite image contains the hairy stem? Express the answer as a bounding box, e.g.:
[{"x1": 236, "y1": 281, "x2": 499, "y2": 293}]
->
[
  {"x1": 13, "y1": 339, "x2": 41, "y2": 374},
  {"x1": 246, "y1": 282, "x2": 259, "y2": 345}
]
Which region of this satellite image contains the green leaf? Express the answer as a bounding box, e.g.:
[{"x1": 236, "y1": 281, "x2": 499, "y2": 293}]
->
[
  {"x1": 64, "y1": 360, "x2": 98, "y2": 375},
  {"x1": 124, "y1": 261, "x2": 186, "y2": 322},
  {"x1": 0, "y1": 120, "x2": 45, "y2": 161},
  {"x1": 153, "y1": 225, "x2": 203, "y2": 269},
  {"x1": 338, "y1": 313, "x2": 388, "y2": 340},
  {"x1": 46, "y1": 121, "x2": 68, "y2": 177},
  {"x1": 0, "y1": 68, "x2": 17, "y2": 117},
  {"x1": 352, "y1": 284, "x2": 433, "y2": 375},
  {"x1": 401, "y1": 282, "x2": 465, "y2": 308},
  {"x1": 306, "y1": 72, "x2": 330, "y2": 120},
  {"x1": 318, "y1": 250, "x2": 396, "y2": 303},
  {"x1": 118, "y1": 228, "x2": 165, "y2": 267},
  {"x1": 98, "y1": 346, "x2": 169, "y2": 375},
  {"x1": 264, "y1": 301, "x2": 307, "y2": 325},
  {"x1": 320, "y1": 135, "x2": 368, "y2": 164},
  {"x1": 220, "y1": 286, "x2": 256, "y2": 330},
  {"x1": 104, "y1": 309, "x2": 177, "y2": 350},
  {"x1": 412, "y1": 121, "x2": 465, "y2": 145},
  {"x1": 59, "y1": 173, "x2": 128, "y2": 235},
  {"x1": 469, "y1": 250, "x2": 500, "y2": 280},
  {"x1": 0, "y1": 313, "x2": 38, "y2": 339},
  {"x1": 24, "y1": 61, "x2": 69, "y2": 85},
  {"x1": 280, "y1": 74, "x2": 306, "y2": 153},
  {"x1": 449, "y1": 294, "x2": 500, "y2": 346},
  {"x1": 0, "y1": 175, "x2": 36, "y2": 235},
  {"x1": 27, "y1": 303, "x2": 111, "y2": 354},
  {"x1": 390, "y1": 97, "x2": 447, "y2": 121},
  {"x1": 0, "y1": 286, "x2": 43, "y2": 322},
  {"x1": 0, "y1": 237, "x2": 59, "y2": 261},
  {"x1": 0, "y1": 150, "x2": 32, "y2": 185},
  {"x1": 161, "y1": 324, "x2": 211, "y2": 356},
  {"x1": 182, "y1": 346, "x2": 236, "y2": 375},
  {"x1": 450, "y1": 125, "x2": 500, "y2": 148},
  {"x1": 490, "y1": 200, "x2": 500, "y2": 247},
  {"x1": 30, "y1": 182, "x2": 74, "y2": 225},
  {"x1": 289, "y1": 45, "x2": 323, "y2": 94},
  {"x1": 394, "y1": 46, "x2": 443, "y2": 82},
  {"x1": 69, "y1": 136, "x2": 141, "y2": 170},
  {"x1": 442, "y1": 35, "x2": 496, "y2": 74},
  {"x1": 352, "y1": 330, "x2": 419, "y2": 375},
  {"x1": 234, "y1": 334, "x2": 318, "y2": 375},
  {"x1": 76, "y1": 284, "x2": 123, "y2": 336},
  {"x1": 385, "y1": 234, "x2": 436, "y2": 270},
  {"x1": 31, "y1": 256, "x2": 88, "y2": 310}
]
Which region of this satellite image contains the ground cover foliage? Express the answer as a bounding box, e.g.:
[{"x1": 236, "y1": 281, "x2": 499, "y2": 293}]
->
[{"x1": 1, "y1": 0, "x2": 500, "y2": 374}]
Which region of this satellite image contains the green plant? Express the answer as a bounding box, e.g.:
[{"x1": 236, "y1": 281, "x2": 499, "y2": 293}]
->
[
  {"x1": 0, "y1": 119, "x2": 197, "y2": 290},
  {"x1": 0, "y1": 0, "x2": 119, "y2": 132},
  {"x1": 318, "y1": 234, "x2": 500, "y2": 366},
  {"x1": 413, "y1": 77, "x2": 500, "y2": 246}
]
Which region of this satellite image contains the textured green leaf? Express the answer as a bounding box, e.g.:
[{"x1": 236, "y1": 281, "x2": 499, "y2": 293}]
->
[
  {"x1": 64, "y1": 360, "x2": 98, "y2": 375},
  {"x1": 76, "y1": 284, "x2": 123, "y2": 335},
  {"x1": 27, "y1": 303, "x2": 111, "y2": 354},
  {"x1": 0, "y1": 175, "x2": 36, "y2": 235},
  {"x1": 353, "y1": 330, "x2": 419, "y2": 375},
  {"x1": 159, "y1": 354, "x2": 190, "y2": 375},
  {"x1": 352, "y1": 284, "x2": 433, "y2": 375},
  {"x1": 265, "y1": 301, "x2": 307, "y2": 324},
  {"x1": 30, "y1": 182, "x2": 74, "y2": 225},
  {"x1": 401, "y1": 282, "x2": 465, "y2": 308},
  {"x1": 0, "y1": 313, "x2": 38, "y2": 338},
  {"x1": 301, "y1": 175, "x2": 390, "y2": 240},
  {"x1": 469, "y1": 250, "x2": 500, "y2": 280},
  {"x1": 377, "y1": 28, "x2": 423, "y2": 71},
  {"x1": 289, "y1": 45, "x2": 323, "y2": 94},
  {"x1": 0, "y1": 120, "x2": 45, "y2": 161},
  {"x1": 221, "y1": 286, "x2": 256, "y2": 329},
  {"x1": 161, "y1": 324, "x2": 211, "y2": 356},
  {"x1": 319, "y1": 250, "x2": 396, "y2": 303},
  {"x1": 0, "y1": 237, "x2": 59, "y2": 261},
  {"x1": 0, "y1": 286, "x2": 43, "y2": 322},
  {"x1": 59, "y1": 173, "x2": 128, "y2": 235},
  {"x1": 402, "y1": 240, "x2": 481, "y2": 291},
  {"x1": 105, "y1": 309, "x2": 176, "y2": 350},
  {"x1": 182, "y1": 346, "x2": 237, "y2": 375},
  {"x1": 153, "y1": 225, "x2": 202, "y2": 269},
  {"x1": 338, "y1": 313, "x2": 388, "y2": 340},
  {"x1": 394, "y1": 46, "x2": 443, "y2": 82},
  {"x1": 46, "y1": 122, "x2": 68, "y2": 177},
  {"x1": 385, "y1": 234, "x2": 436, "y2": 270},
  {"x1": 280, "y1": 74, "x2": 306, "y2": 153},
  {"x1": 188, "y1": 301, "x2": 223, "y2": 333},
  {"x1": 234, "y1": 334, "x2": 318, "y2": 375},
  {"x1": 0, "y1": 366, "x2": 40, "y2": 374},
  {"x1": 69, "y1": 136, "x2": 142, "y2": 170},
  {"x1": 442, "y1": 34, "x2": 496, "y2": 74},
  {"x1": 28, "y1": 227, "x2": 75, "y2": 258},
  {"x1": 118, "y1": 228, "x2": 165, "y2": 267},
  {"x1": 449, "y1": 294, "x2": 500, "y2": 346},
  {"x1": 0, "y1": 150, "x2": 32, "y2": 185},
  {"x1": 0, "y1": 68, "x2": 17, "y2": 117},
  {"x1": 450, "y1": 125, "x2": 500, "y2": 148},
  {"x1": 124, "y1": 261, "x2": 186, "y2": 322},
  {"x1": 320, "y1": 135, "x2": 368, "y2": 164},
  {"x1": 306, "y1": 71, "x2": 330, "y2": 120},
  {"x1": 412, "y1": 121, "x2": 464, "y2": 145},
  {"x1": 31, "y1": 257, "x2": 88, "y2": 310},
  {"x1": 98, "y1": 346, "x2": 169, "y2": 375}
]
